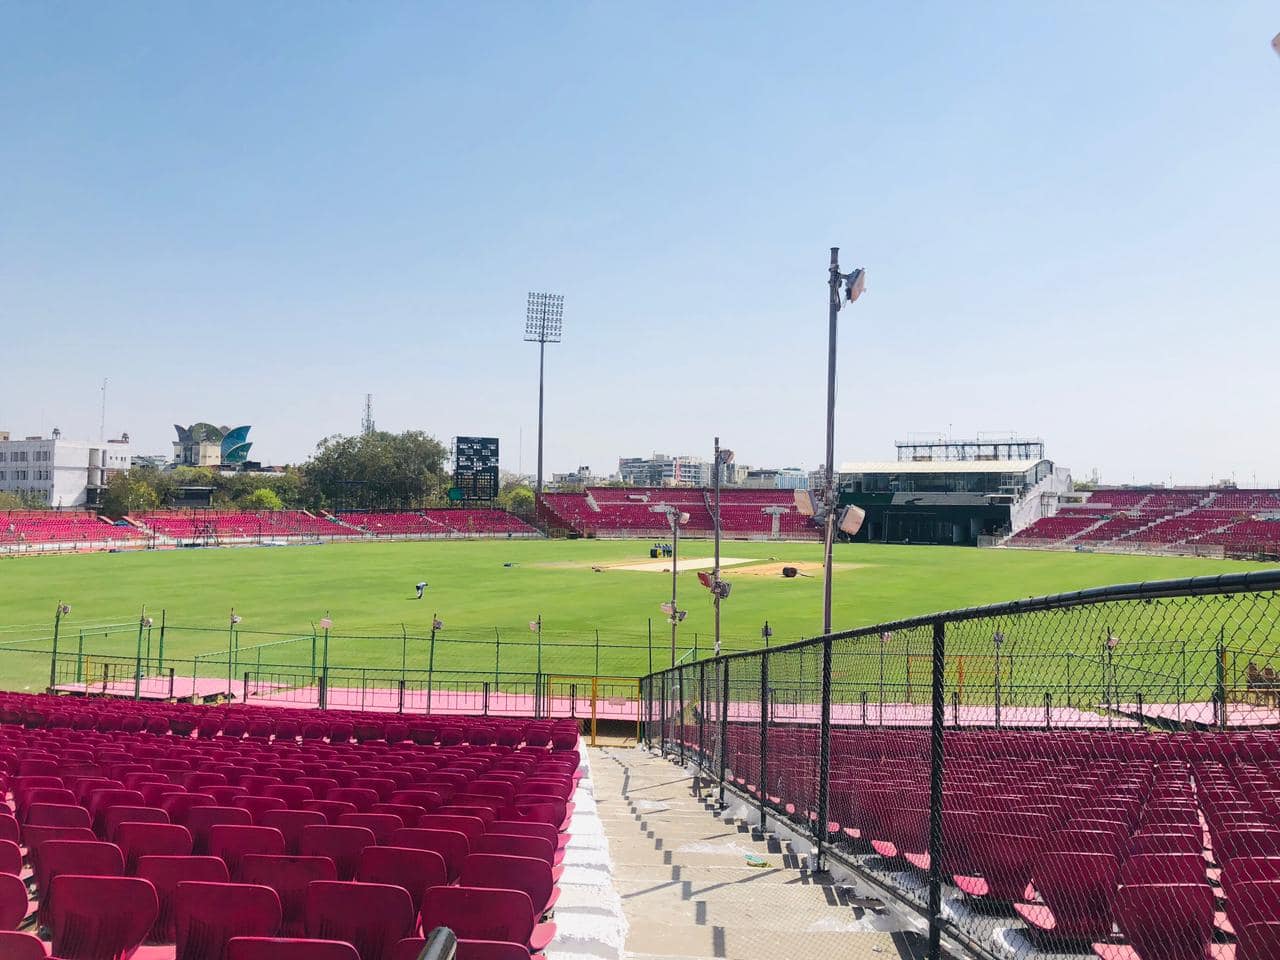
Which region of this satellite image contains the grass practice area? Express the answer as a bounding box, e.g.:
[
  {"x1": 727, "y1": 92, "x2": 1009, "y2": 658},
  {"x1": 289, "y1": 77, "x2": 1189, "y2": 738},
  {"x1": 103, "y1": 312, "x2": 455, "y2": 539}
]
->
[{"x1": 0, "y1": 538, "x2": 1262, "y2": 696}]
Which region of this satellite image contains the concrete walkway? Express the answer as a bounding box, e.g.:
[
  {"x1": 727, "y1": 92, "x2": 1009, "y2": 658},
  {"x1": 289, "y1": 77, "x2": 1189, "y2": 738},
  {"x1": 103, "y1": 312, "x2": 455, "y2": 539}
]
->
[{"x1": 592, "y1": 747, "x2": 930, "y2": 960}]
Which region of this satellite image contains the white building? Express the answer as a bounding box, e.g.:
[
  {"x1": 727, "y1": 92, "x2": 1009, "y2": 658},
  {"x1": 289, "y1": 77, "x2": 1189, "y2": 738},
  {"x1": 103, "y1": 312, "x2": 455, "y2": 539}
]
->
[
  {"x1": 618, "y1": 453, "x2": 711, "y2": 487},
  {"x1": 0, "y1": 431, "x2": 132, "y2": 507}
]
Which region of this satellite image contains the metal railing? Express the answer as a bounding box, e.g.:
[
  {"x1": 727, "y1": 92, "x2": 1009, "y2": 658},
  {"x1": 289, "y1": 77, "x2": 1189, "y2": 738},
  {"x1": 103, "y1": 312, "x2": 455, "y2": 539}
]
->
[{"x1": 641, "y1": 569, "x2": 1280, "y2": 960}]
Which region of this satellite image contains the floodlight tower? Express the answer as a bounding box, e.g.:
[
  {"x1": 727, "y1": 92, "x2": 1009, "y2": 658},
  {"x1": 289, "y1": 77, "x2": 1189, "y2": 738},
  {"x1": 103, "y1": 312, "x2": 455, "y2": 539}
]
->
[
  {"x1": 524, "y1": 293, "x2": 565, "y2": 497},
  {"x1": 822, "y1": 248, "x2": 866, "y2": 635}
]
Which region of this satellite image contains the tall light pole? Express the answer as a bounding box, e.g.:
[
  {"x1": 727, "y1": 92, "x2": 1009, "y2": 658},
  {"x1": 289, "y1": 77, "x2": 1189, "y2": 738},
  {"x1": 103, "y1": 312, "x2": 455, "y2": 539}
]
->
[
  {"x1": 525, "y1": 293, "x2": 565, "y2": 497},
  {"x1": 652, "y1": 504, "x2": 688, "y2": 667},
  {"x1": 712, "y1": 440, "x2": 734, "y2": 657},
  {"x1": 823, "y1": 248, "x2": 866, "y2": 635}
]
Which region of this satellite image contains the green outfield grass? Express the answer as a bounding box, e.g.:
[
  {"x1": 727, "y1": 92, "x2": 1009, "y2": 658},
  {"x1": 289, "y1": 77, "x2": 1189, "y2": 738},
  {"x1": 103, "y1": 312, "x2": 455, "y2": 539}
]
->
[{"x1": 0, "y1": 538, "x2": 1264, "y2": 696}]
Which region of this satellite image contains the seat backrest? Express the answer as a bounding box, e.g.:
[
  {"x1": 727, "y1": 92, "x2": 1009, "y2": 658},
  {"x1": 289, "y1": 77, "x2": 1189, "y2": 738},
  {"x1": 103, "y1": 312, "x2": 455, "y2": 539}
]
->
[
  {"x1": 0, "y1": 931, "x2": 48, "y2": 960},
  {"x1": 37, "y1": 840, "x2": 124, "y2": 900},
  {"x1": 298, "y1": 826, "x2": 376, "y2": 881},
  {"x1": 355, "y1": 846, "x2": 448, "y2": 916},
  {"x1": 103, "y1": 806, "x2": 170, "y2": 841},
  {"x1": 1030, "y1": 851, "x2": 1118, "y2": 937},
  {"x1": 327, "y1": 789, "x2": 378, "y2": 814},
  {"x1": 370, "y1": 805, "x2": 424, "y2": 829},
  {"x1": 0, "y1": 873, "x2": 30, "y2": 930},
  {"x1": 301, "y1": 802, "x2": 358, "y2": 825},
  {"x1": 25, "y1": 804, "x2": 91, "y2": 831},
  {"x1": 135, "y1": 856, "x2": 231, "y2": 943},
  {"x1": 1223, "y1": 880, "x2": 1280, "y2": 937},
  {"x1": 419, "y1": 886, "x2": 533, "y2": 945},
  {"x1": 209, "y1": 826, "x2": 286, "y2": 879},
  {"x1": 227, "y1": 938, "x2": 360, "y2": 960},
  {"x1": 460, "y1": 854, "x2": 552, "y2": 916},
  {"x1": 1113, "y1": 882, "x2": 1214, "y2": 960},
  {"x1": 174, "y1": 882, "x2": 282, "y2": 960},
  {"x1": 387, "y1": 829, "x2": 470, "y2": 881},
  {"x1": 489, "y1": 821, "x2": 557, "y2": 849},
  {"x1": 48, "y1": 875, "x2": 158, "y2": 960},
  {"x1": 115, "y1": 823, "x2": 193, "y2": 873},
  {"x1": 1120, "y1": 853, "x2": 1206, "y2": 886},
  {"x1": 1128, "y1": 832, "x2": 1202, "y2": 856},
  {"x1": 0, "y1": 840, "x2": 21, "y2": 878},
  {"x1": 237, "y1": 856, "x2": 337, "y2": 936},
  {"x1": 1237, "y1": 920, "x2": 1280, "y2": 960},
  {"x1": 473, "y1": 833, "x2": 554, "y2": 867},
  {"x1": 186, "y1": 808, "x2": 254, "y2": 854},
  {"x1": 336, "y1": 814, "x2": 403, "y2": 845},
  {"x1": 305, "y1": 881, "x2": 415, "y2": 960},
  {"x1": 416, "y1": 815, "x2": 484, "y2": 846},
  {"x1": 260, "y1": 811, "x2": 327, "y2": 856}
]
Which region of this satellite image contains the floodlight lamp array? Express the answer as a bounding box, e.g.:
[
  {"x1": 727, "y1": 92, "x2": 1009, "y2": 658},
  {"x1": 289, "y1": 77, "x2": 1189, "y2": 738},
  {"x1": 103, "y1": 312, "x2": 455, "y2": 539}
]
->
[{"x1": 524, "y1": 292, "x2": 565, "y2": 343}]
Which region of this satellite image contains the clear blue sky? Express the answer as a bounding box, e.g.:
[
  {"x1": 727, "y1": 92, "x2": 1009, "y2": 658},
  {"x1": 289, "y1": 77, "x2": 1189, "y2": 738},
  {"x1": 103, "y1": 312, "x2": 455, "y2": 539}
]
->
[{"x1": 2, "y1": 3, "x2": 1277, "y2": 486}]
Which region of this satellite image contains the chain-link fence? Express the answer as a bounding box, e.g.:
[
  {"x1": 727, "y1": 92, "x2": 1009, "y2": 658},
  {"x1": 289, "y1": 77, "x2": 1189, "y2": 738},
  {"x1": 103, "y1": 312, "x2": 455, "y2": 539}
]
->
[{"x1": 642, "y1": 569, "x2": 1280, "y2": 960}]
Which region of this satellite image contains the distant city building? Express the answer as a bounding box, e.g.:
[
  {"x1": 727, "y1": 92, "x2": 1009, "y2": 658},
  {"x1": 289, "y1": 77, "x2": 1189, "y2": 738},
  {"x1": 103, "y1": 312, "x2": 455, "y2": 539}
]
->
[
  {"x1": 618, "y1": 453, "x2": 711, "y2": 487},
  {"x1": 741, "y1": 466, "x2": 809, "y2": 490},
  {"x1": 550, "y1": 466, "x2": 607, "y2": 489},
  {"x1": 173, "y1": 423, "x2": 252, "y2": 468},
  {"x1": 0, "y1": 431, "x2": 131, "y2": 507}
]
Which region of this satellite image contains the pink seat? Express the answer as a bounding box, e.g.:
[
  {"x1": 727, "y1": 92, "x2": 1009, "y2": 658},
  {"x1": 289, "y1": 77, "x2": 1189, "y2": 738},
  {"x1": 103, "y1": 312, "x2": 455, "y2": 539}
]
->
[
  {"x1": 174, "y1": 881, "x2": 282, "y2": 960},
  {"x1": 416, "y1": 816, "x2": 484, "y2": 848},
  {"x1": 421, "y1": 886, "x2": 553, "y2": 954},
  {"x1": 186, "y1": 807, "x2": 253, "y2": 856},
  {"x1": 0, "y1": 840, "x2": 21, "y2": 877},
  {"x1": 116, "y1": 823, "x2": 193, "y2": 873},
  {"x1": 305, "y1": 881, "x2": 416, "y2": 960},
  {"x1": 301, "y1": 802, "x2": 357, "y2": 825},
  {"x1": 228, "y1": 938, "x2": 360, "y2": 960},
  {"x1": 336, "y1": 814, "x2": 403, "y2": 845},
  {"x1": 298, "y1": 826, "x2": 375, "y2": 881},
  {"x1": 388, "y1": 829, "x2": 471, "y2": 882},
  {"x1": 0, "y1": 873, "x2": 29, "y2": 930},
  {"x1": 36, "y1": 841, "x2": 124, "y2": 928},
  {"x1": 25, "y1": 804, "x2": 91, "y2": 831},
  {"x1": 1015, "y1": 851, "x2": 1119, "y2": 941},
  {"x1": 135, "y1": 856, "x2": 230, "y2": 943},
  {"x1": 237, "y1": 856, "x2": 337, "y2": 937},
  {"x1": 1098, "y1": 882, "x2": 1214, "y2": 960},
  {"x1": 356, "y1": 846, "x2": 448, "y2": 916},
  {"x1": 327, "y1": 789, "x2": 378, "y2": 814},
  {"x1": 460, "y1": 854, "x2": 558, "y2": 918},
  {"x1": 473, "y1": 834, "x2": 560, "y2": 873},
  {"x1": 0, "y1": 931, "x2": 48, "y2": 960},
  {"x1": 102, "y1": 806, "x2": 170, "y2": 841},
  {"x1": 235, "y1": 797, "x2": 288, "y2": 824},
  {"x1": 260, "y1": 811, "x2": 327, "y2": 856},
  {"x1": 47, "y1": 875, "x2": 158, "y2": 960},
  {"x1": 209, "y1": 826, "x2": 286, "y2": 879}
]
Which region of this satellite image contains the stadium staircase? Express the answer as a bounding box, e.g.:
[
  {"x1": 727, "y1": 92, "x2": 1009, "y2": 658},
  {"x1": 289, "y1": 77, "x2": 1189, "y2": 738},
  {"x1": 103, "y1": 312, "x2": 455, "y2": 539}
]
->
[{"x1": 592, "y1": 748, "x2": 924, "y2": 959}]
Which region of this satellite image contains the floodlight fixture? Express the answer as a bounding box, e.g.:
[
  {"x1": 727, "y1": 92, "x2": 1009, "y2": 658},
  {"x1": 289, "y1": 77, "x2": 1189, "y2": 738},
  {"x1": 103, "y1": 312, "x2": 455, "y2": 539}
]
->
[
  {"x1": 524, "y1": 292, "x2": 564, "y2": 343},
  {"x1": 837, "y1": 505, "x2": 866, "y2": 536},
  {"x1": 794, "y1": 489, "x2": 817, "y2": 517}
]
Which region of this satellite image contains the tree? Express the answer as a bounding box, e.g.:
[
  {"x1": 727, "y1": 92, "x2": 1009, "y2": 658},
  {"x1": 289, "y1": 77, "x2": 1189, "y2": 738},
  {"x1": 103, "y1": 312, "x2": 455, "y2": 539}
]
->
[
  {"x1": 496, "y1": 482, "x2": 535, "y2": 515},
  {"x1": 240, "y1": 487, "x2": 284, "y2": 511},
  {"x1": 101, "y1": 469, "x2": 160, "y2": 516},
  {"x1": 301, "y1": 430, "x2": 449, "y2": 511},
  {"x1": 0, "y1": 491, "x2": 46, "y2": 511}
]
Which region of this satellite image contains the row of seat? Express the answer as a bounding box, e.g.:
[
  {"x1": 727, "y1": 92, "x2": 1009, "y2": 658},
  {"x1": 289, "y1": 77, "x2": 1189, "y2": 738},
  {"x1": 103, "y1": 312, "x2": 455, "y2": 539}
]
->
[{"x1": 0, "y1": 697, "x2": 583, "y2": 960}]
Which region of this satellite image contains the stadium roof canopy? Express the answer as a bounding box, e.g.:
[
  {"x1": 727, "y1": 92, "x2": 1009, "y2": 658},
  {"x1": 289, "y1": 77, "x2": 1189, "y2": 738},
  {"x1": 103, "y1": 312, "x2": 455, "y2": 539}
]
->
[{"x1": 839, "y1": 459, "x2": 1047, "y2": 474}]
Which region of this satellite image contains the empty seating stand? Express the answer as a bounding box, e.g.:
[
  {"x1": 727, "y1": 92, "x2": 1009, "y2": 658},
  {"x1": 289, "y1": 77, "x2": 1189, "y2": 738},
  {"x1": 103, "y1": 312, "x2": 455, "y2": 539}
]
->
[{"x1": 0, "y1": 691, "x2": 581, "y2": 960}]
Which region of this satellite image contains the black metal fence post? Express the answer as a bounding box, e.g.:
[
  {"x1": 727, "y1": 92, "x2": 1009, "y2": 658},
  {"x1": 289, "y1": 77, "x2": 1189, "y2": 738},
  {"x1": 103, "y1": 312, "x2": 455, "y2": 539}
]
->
[
  {"x1": 677, "y1": 667, "x2": 687, "y2": 766},
  {"x1": 718, "y1": 657, "x2": 730, "y2": 808},
  {"x1": 816, "y1": 634, "x2": 833, "y2": 870},
  {"x1": 759, "y1": 649, "x2": 769, "y2": 831},
  {"x1": 659, "y1": 672, "x2": 667, "y2": 757},
  {"x1": 698, "y1": 660, "x2": 707, "y2": 770},
  {"x1": 927, "y1": 619, "x2": 946, "y2": 960}
]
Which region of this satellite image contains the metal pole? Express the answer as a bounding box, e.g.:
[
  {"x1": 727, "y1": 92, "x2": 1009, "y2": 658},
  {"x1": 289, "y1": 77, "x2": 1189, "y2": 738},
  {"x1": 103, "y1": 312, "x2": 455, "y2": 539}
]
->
[
  {"x1": 159, "y1": 609, "x2": 166, "y2": 672},
  {"x1": 677, "y1": 666, "x2": 686, "y2": 766},
  {"x1": 713, "y1": 436, "x2": 722, "y2": 657},
  {"x1": 427, "y1": 615, "x2": 437, "y2": 714},
  {"x1": 822, "y1": 247, "x2": 840, "y2": 635},
  {"x1": 227, "y1": 610, "x2": 235, "y2": 697},
  {"x1": 49, "y1": 602, "x2": 64, "y2": 691},
  {"x1": 647, "y1": 618, "x2": 653, "y2": 676},
  {"x1": 494, "y1": 627, "x2": 501, "y2": 687},
  {"x1": 698, "y1": 660, "x2": 707, "y2": 770},
  {"x1": 401, "y1": 623, "x2": 408, "y2": 698},
  {"x1": 134, "y1": 606, "x2": 146, "y2": 701},
  {"x1": 595, "y1": 629, "x2": 600, "y2": 677},
  {"x1": 994, "y1": 635, "x2": 1002, "y2": 730},
  {"x1": 670, "y1": 515, "x2": 679, "y2": 668},
  {"x1": 927, "y1": 620, "x2": 946, "y2": 960},
  {"x1": 320, "y1": 625, "x2": 330, "y2": 710},
  {"x1": 536, "y1": 615, "x2": 543, "y2": 719},
  {"x1": 536, "y1": 339, "x2": 546, "y2": 496},
  {"x1": 759, "y1": 650, "x2": 770, "y2": 830},
  {"x1": 816, "y1": 634, "x2": 833, "y2": 870},
  {"x1": 879, "y1": 636, "x2": 886, "y2": 726},
  {"x1": 718, "y1": 658, "x2": 730, "y2": 808}
]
